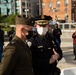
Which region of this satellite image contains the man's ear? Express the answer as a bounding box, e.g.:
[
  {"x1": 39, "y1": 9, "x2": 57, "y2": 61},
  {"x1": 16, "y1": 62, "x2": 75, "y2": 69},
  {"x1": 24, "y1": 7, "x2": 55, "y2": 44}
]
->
[
  {"x1": 22, "y1": 28, "x2": 28, "y2": 35},
  {"x1": 21, "y1": 28, "x2": 25, "y2": 32}
]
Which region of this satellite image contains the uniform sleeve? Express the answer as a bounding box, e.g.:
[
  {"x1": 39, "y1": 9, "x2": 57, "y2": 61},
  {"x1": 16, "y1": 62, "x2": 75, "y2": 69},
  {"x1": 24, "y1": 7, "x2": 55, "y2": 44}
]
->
[{"x1": 1, "y1": 44, "x2": 19, "y2": 75}]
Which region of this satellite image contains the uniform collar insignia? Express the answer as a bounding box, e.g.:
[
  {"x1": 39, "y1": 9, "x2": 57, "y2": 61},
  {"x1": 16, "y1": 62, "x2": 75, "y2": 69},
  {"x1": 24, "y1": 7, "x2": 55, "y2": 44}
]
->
[
  {"x1": 52, "y1": 41, "x2": 55, "y2": 44},
  {"x1": 38, "y1": 46, "x2": 43, "y2": 48},
  {"x1": 48, "y1": 47, "x2": 51, "y2": 49}
]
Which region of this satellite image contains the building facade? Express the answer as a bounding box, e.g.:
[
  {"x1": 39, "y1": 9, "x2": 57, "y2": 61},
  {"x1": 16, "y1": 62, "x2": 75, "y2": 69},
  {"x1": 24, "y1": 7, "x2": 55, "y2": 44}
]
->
[
  {"x1": 30, "y1": 0, "x2": 39, "y2": 17},
  {"x1": 0, "y1": 0, "x2": 39, "y2": 17},
  {"x1": 0, "y1": 0, "x2": 14, "y2": 15},
  {"x1": 72, "y1": 0, "x2": 76, "y2": 22},
  {"x1": 41, "y1": 0, "x2": 72, "y2": 22}
]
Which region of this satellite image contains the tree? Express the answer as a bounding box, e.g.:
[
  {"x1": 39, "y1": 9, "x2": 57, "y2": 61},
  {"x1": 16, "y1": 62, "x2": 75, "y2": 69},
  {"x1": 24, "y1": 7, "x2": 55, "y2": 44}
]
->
[
  {"x1": 0, "y1": 14, "x2": 4, "y2": 23},
  {"x1": 6, "y1": 14, "x2": 17, "y2": 25}
]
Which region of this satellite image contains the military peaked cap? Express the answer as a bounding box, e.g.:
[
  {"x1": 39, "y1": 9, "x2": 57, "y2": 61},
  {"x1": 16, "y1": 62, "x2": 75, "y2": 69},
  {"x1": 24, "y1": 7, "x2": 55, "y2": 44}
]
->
[
  {"x1": 25, "y1": 17, "x2": 35, "y2": 26},
  {"x1": 15, "y1": 15, "x2": 35, "y2": 26},
  {"x1": 35, "y1": 15, "x2": 52, "y2": 25},
  {"x1": 35, "y1": 15, "x2": 52, "y2": 21},
  {"x1": 35, "y1": 20, "x2": 49, "y2": 25}
]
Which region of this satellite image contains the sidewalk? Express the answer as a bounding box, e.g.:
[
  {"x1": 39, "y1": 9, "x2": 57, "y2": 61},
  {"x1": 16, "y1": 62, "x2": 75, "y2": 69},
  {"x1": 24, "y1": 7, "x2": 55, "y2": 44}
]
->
[{"x1": 57, "y1": 38, "x2": 76, "y2": 70}]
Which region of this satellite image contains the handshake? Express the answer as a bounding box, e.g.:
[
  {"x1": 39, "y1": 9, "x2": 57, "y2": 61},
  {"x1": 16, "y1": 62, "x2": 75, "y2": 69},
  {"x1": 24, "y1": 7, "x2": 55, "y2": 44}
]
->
[{"x1": 49, "y1": 48, "x2": 59, "y2": 64}]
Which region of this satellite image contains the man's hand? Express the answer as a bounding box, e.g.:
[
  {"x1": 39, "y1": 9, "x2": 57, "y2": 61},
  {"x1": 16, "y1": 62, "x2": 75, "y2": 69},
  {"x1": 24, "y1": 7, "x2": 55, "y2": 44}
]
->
[{"x1": 49, "y1": 49, "x2": 59, "y2": 64}]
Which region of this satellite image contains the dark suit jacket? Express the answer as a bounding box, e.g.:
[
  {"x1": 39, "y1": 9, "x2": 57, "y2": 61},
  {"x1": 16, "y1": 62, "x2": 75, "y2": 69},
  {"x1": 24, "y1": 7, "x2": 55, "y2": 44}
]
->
[{"x1": 1, "y1": 36, "x2": 33, "y2": 75}]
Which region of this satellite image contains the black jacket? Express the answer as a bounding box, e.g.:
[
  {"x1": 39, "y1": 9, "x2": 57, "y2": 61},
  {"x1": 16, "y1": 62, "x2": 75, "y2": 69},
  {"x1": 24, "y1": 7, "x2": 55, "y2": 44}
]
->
[
  {"x1": 0, "y1": 29, "x2": 4, "y2": 45},
  {"x1": 53, "y1": 28, "x2": 62, "y2": 42},
  {"x1": 29, "y1": 33, "x2": 63, "y2": 74}
]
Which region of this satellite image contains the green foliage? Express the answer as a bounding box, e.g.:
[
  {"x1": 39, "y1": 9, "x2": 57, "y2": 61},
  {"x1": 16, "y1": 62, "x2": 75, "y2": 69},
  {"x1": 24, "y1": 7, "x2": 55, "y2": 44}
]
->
[
  {"x1": 0, "y1": 14, "x2": 4, "y2": 23},
  {"x1": 6, "y1": 14, "x2": 17, "y2": 25},
  {"x1": 0, "y1": 14, "x2": 18, "y2": 31},
  {"x1": 1, "y1": 14, "x2": 19, "y2": 26},
  {"x1": 3, "y1": 27, "x2": 10, "y2": 31}
]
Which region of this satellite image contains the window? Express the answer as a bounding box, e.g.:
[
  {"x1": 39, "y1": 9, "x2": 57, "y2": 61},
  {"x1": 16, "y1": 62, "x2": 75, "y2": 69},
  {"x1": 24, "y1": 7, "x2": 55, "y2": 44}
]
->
[
  {"x1": 65, "y1": 8, "x2": 68, "y2": 13},
  {"x1": 49, "y1": 2, "x2": 52, "y2": 8},
  {"x1": 56, "y1": 9, "x2": 60, "y2": 12},
  {"x1": 16, "y1": 9, "x2": 20, "y2": 13},
  {"x1": 56, "y1": 0, "x2": 60, "y2": 7},
  {"x1": 1, "y1": 3, "x2": 7, "y2": 8},
  {"x1": 1, "y1": 0, "x2": 6, "y2": 3},
  {"x1": 1, "y1": 8, "x2": 7, "y2": 15},
  {"x1": 8, "y1": 0, "x2": 12, "y2": 2},
  {"x1": 16, "y1": 1, "x2": 20, "y2": 7},
  {"x1": 22, "y1": 2, "x2": 25, "y2": 6},
  {"x1": 7, "y1": 3, "x2": 11, "y2": 8},
  {"x1": 42, "y1": 2, "x2": 45, "y2": 8},
  {"x1": 64, "y1": 0, "x2": 68, "y2": 6},
  {"x1": 22, "y1": 8, "x2": 25, "y2": 12}
]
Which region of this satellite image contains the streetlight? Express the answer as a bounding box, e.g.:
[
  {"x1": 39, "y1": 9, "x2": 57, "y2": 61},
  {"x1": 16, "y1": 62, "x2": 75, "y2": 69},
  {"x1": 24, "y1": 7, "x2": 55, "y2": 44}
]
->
[
  {"x1": 25, "y1": 9, "x2": 29, "y2": 18},
  {"x1": 52, "y1": 7, "x2": 57, "y2": 22},
  {"x1": 25, "y1": 0, "x2": 29, "y2": 18}
]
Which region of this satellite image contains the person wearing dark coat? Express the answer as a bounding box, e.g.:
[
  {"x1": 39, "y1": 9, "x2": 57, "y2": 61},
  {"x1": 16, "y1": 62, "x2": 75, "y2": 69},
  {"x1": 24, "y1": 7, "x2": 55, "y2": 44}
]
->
[
  {"x1": 0, "y1": 26, "x2": 4, "y2": 62},
  {"x1": 8, "y1": 27, "x2": 15, "y2": 41},
  {"x1": 53, "y1": 23, "x2": 62, "y2": 46},
  {"x1": 1, "y1": 15, "x2": 35, "y2": 75},
  {"x1": 28, "y1": 15, "x2": 63, "y2": 75}
]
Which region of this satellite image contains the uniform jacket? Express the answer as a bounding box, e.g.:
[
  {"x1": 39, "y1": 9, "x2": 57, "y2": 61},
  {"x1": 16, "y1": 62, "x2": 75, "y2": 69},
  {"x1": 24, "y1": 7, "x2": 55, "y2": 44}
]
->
[
  {"x1": 29, "y1": 33, "x2": 63, "y2": 74},
  {"x1": 72, "y1": 32, "x2": 76, "y2": 44},
  {"x1": 1, "y1": 36, "x2": 33, "y2": 75}
]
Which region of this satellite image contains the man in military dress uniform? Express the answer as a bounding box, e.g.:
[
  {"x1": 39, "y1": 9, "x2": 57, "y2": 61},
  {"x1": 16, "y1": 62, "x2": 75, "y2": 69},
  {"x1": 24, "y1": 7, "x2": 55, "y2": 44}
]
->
[
  {"x1": 29, "y1": 15, "x2": 63, "y2": 75},
  {"x1": 1, "y1": 15, "x2": 35, "y2": 75}
]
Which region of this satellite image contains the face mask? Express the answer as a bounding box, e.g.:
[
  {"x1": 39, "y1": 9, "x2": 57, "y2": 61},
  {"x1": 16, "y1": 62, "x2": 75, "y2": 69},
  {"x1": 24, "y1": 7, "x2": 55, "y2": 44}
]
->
[
  {"x1": 37, "y1": 27, "x2": 48, "y2": 35},
  {"x1": 26, "y1": 31, "x2": 33, "y2": 39}
]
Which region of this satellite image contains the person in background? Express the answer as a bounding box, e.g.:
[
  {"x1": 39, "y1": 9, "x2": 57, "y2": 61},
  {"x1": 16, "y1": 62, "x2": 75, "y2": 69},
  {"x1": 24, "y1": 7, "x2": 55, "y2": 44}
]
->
[
  {"x1": 8, "y1": 27, "x2": 15, "y2": 41},
  {"x1": 48, "y1": 25, "x2": 52, "y2": 34},
  {"x1": 32, "y1": 25, "x2": 37, "y2": 35},
  {"x1": 72, "y1": 28, "x2": 76, "y2": 60},
  {"x1": 28, "y1": 15, "x2": 63, "y2": 75},
  {"x1": 0, "y1": 26, "x2": 4, "y2": 63},
  {"x1": 53, "y1": 23, "x2": 62, "y2": 46},
  {"x1": 1, "y1": 15, "x2": 35, "y2": 75}
]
